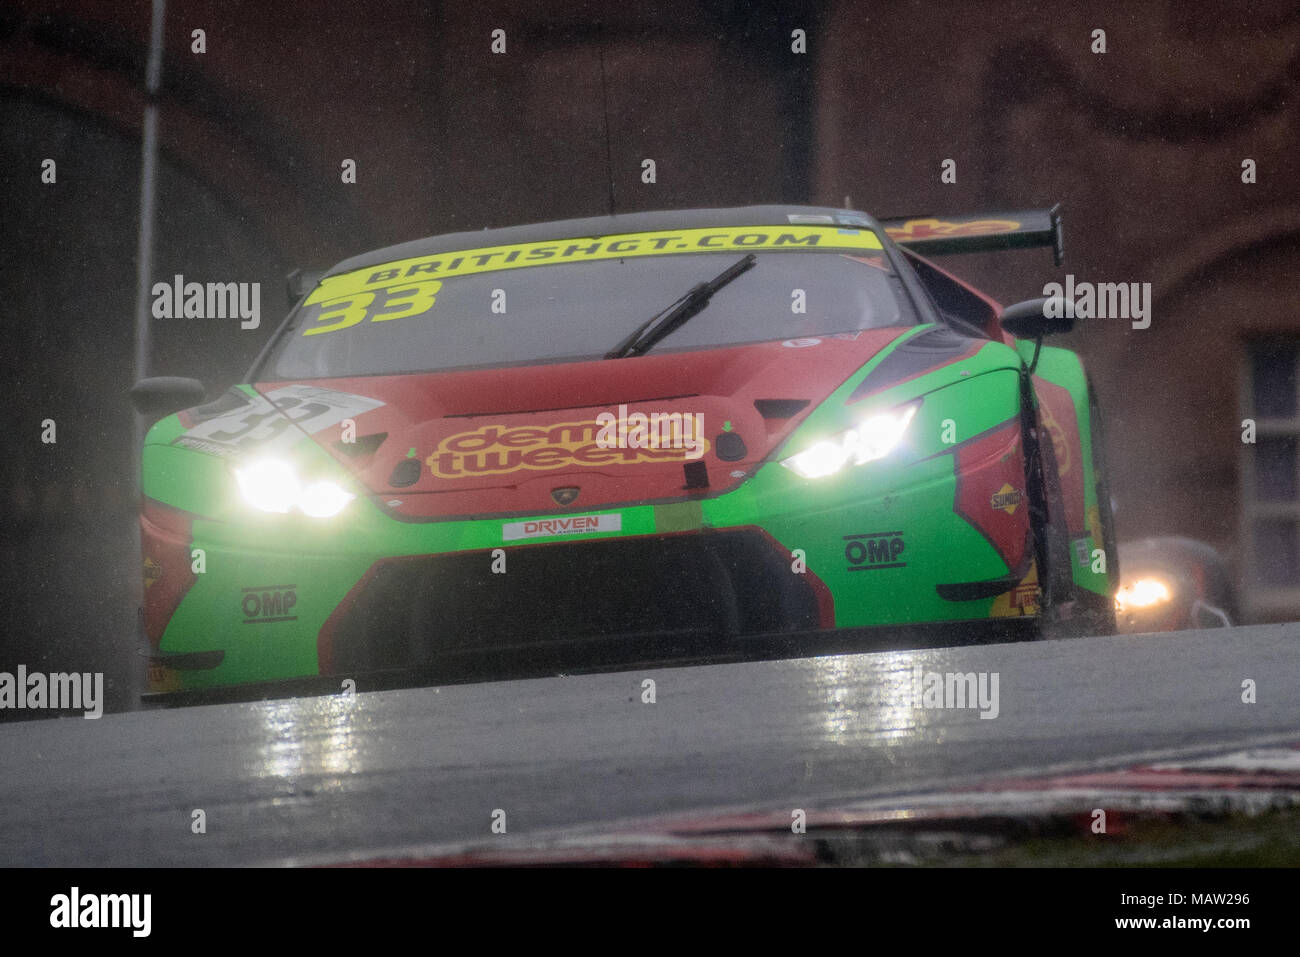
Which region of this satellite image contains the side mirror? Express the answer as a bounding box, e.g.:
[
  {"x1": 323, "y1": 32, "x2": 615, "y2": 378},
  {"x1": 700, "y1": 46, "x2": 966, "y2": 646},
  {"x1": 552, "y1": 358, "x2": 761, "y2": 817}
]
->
[
  {"x1": 999, "y1": 297, "x2": 1074, "y2": 339},
  {"x1": 130, "y1": 377, "x2": 206, "y2": 418}
]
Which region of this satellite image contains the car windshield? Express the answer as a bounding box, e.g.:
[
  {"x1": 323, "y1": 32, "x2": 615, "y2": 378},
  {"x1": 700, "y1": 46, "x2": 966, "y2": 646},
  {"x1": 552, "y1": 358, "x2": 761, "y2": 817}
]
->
[{"x1": 267, "y1": 244, "x2": 913, "y2": 379}]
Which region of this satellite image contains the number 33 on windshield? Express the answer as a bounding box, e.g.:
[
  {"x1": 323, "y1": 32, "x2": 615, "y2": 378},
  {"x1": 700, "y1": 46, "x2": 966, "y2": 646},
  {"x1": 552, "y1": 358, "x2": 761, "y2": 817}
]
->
[{"x1": 302, "y1": 279, "x2": 442, "y2": 336}]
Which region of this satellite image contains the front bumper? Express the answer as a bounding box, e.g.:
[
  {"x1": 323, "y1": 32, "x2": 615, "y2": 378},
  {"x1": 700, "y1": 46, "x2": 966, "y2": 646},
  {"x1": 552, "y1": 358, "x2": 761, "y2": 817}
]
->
[{"x1": 143, "y1": 428, "x2": 1037, "y2": 691}]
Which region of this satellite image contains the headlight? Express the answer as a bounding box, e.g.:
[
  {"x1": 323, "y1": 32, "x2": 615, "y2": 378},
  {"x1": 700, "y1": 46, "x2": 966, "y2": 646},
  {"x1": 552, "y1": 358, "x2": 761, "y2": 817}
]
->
[
  {"x1": 780, "y1": 403, "x2": 919, "y2": 479},
  {"x1": 234, "y1": 459, "x2": 355, "y2": 518},
  {"x1": 1114, "y1": 576, "x2": 1172, "y2": 613}
]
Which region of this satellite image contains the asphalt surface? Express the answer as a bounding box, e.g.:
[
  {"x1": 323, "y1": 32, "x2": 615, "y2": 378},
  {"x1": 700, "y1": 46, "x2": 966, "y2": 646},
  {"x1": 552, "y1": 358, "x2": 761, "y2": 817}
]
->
[{"x1": 2, "y1": 623, "x2": 1298, "y2": 866}]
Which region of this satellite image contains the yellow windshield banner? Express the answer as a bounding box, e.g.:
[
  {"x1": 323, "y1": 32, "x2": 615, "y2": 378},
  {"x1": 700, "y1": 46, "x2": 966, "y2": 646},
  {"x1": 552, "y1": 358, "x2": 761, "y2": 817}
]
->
[{"x1": 306, "y1": 225, "x2": 883, "y2": 305}]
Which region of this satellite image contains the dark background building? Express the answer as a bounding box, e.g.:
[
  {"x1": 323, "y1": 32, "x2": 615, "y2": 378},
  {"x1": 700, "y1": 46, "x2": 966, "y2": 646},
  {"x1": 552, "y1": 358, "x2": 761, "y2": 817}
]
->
[{"x1": 2, "y1": 0, "x2": 1297, "y2": 715}]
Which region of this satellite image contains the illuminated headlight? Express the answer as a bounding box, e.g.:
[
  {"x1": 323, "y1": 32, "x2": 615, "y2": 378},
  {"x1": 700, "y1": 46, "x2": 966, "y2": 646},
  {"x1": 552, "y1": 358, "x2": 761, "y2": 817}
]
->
[
  {"x1": 234, "y1": 459, "x2": 354, "y2": 518},
  {"x1": 1114, "y1": 576, "x2": 1172, "y2": 613},
  {"x1": 781, "y1": 403, "x2": 919, "y2": 479}
]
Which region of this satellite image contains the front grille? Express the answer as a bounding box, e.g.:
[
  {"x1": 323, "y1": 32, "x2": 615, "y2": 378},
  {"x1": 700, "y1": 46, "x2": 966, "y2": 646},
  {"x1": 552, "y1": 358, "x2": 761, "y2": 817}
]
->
[{"x1": 328, "y1": 529, "x2": 824, "y2": 676}]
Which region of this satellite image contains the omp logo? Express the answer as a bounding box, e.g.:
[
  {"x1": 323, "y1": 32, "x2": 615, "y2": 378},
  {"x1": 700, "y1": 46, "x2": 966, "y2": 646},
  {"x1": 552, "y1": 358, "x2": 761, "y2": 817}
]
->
[
  {"x1": 241, "y1": 585, "x2": 298, "y2": 623},
  {"x1": 844, "y1": 531, "x2": 906, "y2": 570},
  {"x1": 503, "y1": 513, "x2": 621, "y2": 541},
  {"x1": 427, "y1": 420, "x2": 711, "y2": 479},
  {"x1": 883, "y1": 218, "x2": 1020, "y2": 242}
]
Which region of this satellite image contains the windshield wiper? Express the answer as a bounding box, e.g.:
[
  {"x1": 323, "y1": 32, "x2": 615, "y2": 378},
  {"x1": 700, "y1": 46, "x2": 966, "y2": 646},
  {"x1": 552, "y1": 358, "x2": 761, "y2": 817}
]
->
[{"x1": 604, "y1": 253, "x2": 756, "y2": 359}]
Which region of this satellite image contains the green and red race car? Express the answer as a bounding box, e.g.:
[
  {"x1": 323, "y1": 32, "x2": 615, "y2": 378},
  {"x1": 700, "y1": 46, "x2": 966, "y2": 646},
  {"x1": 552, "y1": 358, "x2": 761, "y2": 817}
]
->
[{"x1": 134, "y1": 205, "x2": 1117, "y2": 694}]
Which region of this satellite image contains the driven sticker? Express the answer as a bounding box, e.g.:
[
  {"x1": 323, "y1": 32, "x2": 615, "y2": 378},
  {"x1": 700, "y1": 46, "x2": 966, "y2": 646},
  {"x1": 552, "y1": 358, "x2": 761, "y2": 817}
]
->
[{"x1": 503, "y1": 513, "x2": 622, "y2": 541}]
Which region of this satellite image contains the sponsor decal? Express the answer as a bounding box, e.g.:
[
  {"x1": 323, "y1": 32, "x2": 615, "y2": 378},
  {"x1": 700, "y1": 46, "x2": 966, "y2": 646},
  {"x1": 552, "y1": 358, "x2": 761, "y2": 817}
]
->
[
  {"x1": 241, "y1": 584, "x2": 298, "y2": 624},
  {"x1": 426, "y1": 419, "x2": 711, "y2": 479},
  {"x1": 172, "y1": 436, "x2": 241, "y2": 458},
  {"x1": 990, "y1": 483, "x2": 1023, "y2": 515},
  {"x1": 883, "y1": 218, "x2": 1021, "y2": 243},
  {"x1": 146, "y1": 660, "x2": 182, "y2": 694},
  {"x1": 1074, "y1": 537, "x2": 1092, "y2": 569},
  {"x1": 1087, "y1": 503, "x2": 1103, "y2": 550},
  {"x1": 308, "y1": 226, "x2": 885, "y2": 307},
  {"x1": 782, "y1": 338, "x2": 821, "y2": 348},
  {"x1": 143, "y1": 557, "x2": 161, "y2": 590},
  {"x1": 991, "y1": 559, "x2": 1040, "y2": 617},
  {"x1": 841, "y1": 255, "x2": 888, "y2": 272},
  {"x1": 503, "y1": 513, "x2": 621, "y2": 541},
  {"x1": 844, "y1": 531, "x2": 906, "y2": 570},
  {"x1": 1036, "y1": 398, "x2": 1071, "y2": 477}
]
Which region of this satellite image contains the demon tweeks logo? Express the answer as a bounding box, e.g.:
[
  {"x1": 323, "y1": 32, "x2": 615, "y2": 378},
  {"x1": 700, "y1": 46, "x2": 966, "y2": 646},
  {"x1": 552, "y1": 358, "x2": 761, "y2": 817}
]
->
[
  {"x1": 50, "y1": 887, "x2": 151, "y2": 937},
  {"x1": 427, "y1": 418, "x2": 711, "y2": 479}
]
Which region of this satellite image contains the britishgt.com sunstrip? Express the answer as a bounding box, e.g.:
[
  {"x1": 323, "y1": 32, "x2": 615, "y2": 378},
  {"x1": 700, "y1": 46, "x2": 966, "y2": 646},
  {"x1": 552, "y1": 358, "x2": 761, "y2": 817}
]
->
[{"x1": 133, "y1": 205, "x2": 1117, "y2": 693}]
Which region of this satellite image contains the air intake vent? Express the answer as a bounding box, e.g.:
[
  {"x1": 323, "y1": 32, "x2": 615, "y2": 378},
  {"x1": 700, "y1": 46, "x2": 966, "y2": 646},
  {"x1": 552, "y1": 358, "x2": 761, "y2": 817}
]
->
[
  {"x1": 753, "y1": 399, "x2": 810, "y2": 419},
  {"x1": 389, "y1": 458, "x2": 422, "y2": 487},
  {"x1": 335, "y1": 432, "x2": 388, "y2": 457}
]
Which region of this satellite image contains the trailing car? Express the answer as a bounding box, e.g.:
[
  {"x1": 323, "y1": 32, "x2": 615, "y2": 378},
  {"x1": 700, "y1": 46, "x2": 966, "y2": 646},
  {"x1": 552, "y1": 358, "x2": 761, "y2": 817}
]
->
[
  {"x1": 1115, "y1": 536, "x2": 1236, "y2": 633},
  {"x1": 133, "y1": 205, "x2": 1117, "y2": 693}
]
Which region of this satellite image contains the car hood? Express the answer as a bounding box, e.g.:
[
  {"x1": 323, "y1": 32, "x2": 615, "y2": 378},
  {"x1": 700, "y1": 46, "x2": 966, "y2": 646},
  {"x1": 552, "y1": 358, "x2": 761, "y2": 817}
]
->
[{"x1": 240, "y1": 328, "x2": 949, "y2": 519}]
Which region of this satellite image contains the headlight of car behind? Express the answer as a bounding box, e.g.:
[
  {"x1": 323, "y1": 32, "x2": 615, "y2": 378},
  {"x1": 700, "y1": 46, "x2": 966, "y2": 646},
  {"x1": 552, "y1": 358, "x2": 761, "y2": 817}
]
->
[
  {"x1": 234, "y1": 459, "x2": 355, "y2": 518},
  {"x1": 1114, "y1": 576, "x2": 1172, "y2": 614},
  {"x1": 780, "y1": 403, "x2": 919, "y2": 479}
]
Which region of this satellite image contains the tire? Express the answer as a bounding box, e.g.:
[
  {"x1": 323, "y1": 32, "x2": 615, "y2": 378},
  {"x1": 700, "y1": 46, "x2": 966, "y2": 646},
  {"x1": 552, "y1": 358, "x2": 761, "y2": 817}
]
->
[
  {"x1": 1076, "y1": 378, "x2": 1119, "y2": 634},
  {"x1": 1035, "y1": 379, "x2": 1119, "y2": 638},
  {"x1": 1026, "y1": 407, "x2": 1076, "y2": 637}
]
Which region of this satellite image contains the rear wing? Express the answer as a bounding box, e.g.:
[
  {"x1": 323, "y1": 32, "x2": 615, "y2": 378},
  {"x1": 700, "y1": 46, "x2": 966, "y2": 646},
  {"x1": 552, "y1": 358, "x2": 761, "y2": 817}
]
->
[{"x1": 879, "y1": 205, "x2": 1063, "y2": 265}]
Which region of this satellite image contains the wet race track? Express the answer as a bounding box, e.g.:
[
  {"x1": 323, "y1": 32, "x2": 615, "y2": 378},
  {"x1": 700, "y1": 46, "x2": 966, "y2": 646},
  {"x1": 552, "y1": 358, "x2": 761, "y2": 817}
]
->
[{"x1": 1, "y1": 623, "x2": 1298, "y2": 865}]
